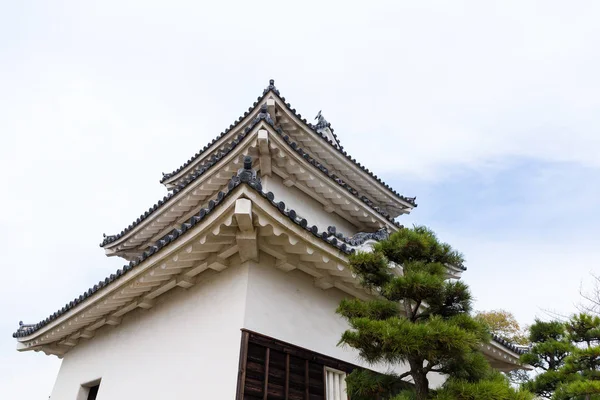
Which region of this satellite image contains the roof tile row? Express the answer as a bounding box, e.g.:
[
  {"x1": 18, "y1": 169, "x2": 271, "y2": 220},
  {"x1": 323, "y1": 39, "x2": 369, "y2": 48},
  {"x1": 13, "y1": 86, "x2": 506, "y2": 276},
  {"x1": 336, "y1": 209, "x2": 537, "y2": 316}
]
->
[{"x1": 492, "y1": 334, "x2": 528, "y2": 355}]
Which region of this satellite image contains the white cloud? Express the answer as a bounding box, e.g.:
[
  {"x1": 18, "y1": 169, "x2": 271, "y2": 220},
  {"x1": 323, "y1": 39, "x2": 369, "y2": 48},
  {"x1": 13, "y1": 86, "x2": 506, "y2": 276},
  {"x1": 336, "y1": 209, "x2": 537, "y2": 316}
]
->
[
  {"x1": 443, "y1": 233, "x2": 599, "y2": 324},
  {"x1": 1, "y1": 1, "x2": 599, "y2": 398},
  {"x1": 3, "y1": 1, "x2": 599, "y2": 181}
]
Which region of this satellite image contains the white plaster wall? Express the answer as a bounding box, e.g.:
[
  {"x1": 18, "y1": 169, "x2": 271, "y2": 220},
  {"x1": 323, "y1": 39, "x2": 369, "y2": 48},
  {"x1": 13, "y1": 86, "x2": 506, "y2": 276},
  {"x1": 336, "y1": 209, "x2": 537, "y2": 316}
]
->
[
  {"x1": 243, "y1": 258, "x2": 445, "y2": 387},
  {"x1": 50, "y1": 264, "x2": 249, "y2": 400},
  {"x1": 48, "y1": 257, "x2": 444, "y2": 399},
  {"x1": 262, "y1": 174, "x2": 358, "y2": 237}
]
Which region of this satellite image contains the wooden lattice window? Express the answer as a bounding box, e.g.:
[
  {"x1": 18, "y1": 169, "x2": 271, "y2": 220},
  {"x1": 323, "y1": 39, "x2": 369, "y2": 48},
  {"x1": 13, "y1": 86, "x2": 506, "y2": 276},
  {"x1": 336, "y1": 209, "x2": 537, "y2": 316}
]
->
[{"x1": 237, "y1": 330, "x2": 355, "y2": 400}]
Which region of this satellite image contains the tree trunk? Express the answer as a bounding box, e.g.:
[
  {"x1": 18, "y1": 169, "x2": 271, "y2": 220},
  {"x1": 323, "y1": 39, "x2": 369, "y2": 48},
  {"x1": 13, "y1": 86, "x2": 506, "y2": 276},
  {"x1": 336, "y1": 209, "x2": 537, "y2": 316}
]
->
[
  {"x1": 409, "y1": 358, "x2": 429, "y2": 400},
  {"x1": 412, "y1": 370, "x2": 429, "y2": 400}
]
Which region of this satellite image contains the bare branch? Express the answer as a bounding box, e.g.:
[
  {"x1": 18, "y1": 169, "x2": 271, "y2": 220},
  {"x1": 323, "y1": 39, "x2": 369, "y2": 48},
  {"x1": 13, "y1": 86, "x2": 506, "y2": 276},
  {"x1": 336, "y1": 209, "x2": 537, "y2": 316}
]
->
[{"x1": 577, "y1": 273, "x2": 600, "y2": 316}]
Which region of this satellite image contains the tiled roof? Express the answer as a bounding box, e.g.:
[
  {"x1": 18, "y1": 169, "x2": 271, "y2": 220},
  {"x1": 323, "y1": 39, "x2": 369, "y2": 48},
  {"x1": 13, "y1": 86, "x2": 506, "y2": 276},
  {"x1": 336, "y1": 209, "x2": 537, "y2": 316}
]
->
[
  {"x1": 160, "y1": 79, "x2": 416, "y2": 208},
  {"x1": 275, "y1": 128, "x2": 402, "y2": 226},
  {"x1": 100, "y1": 110, "x2": 275, "y2": 247},
  {"x1": 159, "y1": 85, "x2": 273, "y2": 184},
  {"x1": 492, "y1": 334, "x2": 529, "y2": 355},
  {"x1": 17, "y1": 158, "x2": 389, "y2": 339},
  {"x1": 101, "y1": 107, "x2": 402, "y2": 248},
  {"x1": 325, "y1": 226, "x2": 391, "y2": 246}
]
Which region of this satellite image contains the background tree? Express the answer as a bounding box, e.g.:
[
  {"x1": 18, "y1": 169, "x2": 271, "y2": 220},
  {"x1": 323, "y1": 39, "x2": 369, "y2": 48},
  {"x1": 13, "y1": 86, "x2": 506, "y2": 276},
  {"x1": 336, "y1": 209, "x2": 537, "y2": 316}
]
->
[
  {"x1": 553, "y1": 313, "x2": 600, "y2": 400},
  {"x1": 520, "y1": 319, "x2": 574, "y2": 398},
  {"x1": 475, "y1": 310, "x2": 529, "y2": 345},
  {"x1": 476, "y1": 310, "x2": 530, "y2": 384},
  {"x1": 337, "y1": 226, "x2": 532, "y2": 400}
]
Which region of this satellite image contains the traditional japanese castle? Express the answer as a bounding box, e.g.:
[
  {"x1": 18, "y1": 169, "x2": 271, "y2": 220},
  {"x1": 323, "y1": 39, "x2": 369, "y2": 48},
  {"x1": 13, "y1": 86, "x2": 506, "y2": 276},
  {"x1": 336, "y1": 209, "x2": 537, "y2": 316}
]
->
[{"x1": 13, "y1": 80, "x2": 526, "y2": 399}]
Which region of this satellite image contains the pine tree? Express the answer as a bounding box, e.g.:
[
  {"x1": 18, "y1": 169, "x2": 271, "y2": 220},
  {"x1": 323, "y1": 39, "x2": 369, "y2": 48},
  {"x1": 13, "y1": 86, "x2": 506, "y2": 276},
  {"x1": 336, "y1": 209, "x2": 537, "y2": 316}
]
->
[
  {"x1": 520, "y1": 320, "x2": 574, "y2": 398},
  {"x1": 336, "y1": 226, "x2": 532, "y2": 400},
  {"x1": 553, "y1": 313, "x2": 600, "y2": 400}
]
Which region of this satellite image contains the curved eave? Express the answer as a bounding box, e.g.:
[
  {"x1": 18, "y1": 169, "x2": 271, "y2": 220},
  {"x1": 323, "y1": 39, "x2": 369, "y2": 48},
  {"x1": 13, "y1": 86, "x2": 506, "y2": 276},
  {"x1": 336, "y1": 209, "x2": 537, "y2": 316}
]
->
[{"x1": 482, "y1": 339, "x2": 532, "y2": 372}]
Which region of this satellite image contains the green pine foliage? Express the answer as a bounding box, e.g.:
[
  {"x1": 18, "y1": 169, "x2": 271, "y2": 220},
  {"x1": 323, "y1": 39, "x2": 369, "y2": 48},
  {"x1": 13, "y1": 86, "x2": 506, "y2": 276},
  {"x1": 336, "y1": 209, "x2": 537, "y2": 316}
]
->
[
  {"x1": 521, "y1": 320, "x2": 574, "y2": 398},
  {"x1": 337, "y1": 226, "x2": 532, "y2": 400},
  {"x1": 435, "y1": 371, "x2": 533, "y2": 400},
  {"x1": 553, "y1": 314, "x2": 600, "y2": 399},
  {"x1": 344, "y1": 369, "x2": 414, "y2": 400},
  {"x1": 522, "y1": 314, "x2": 600, "y2": 399}
]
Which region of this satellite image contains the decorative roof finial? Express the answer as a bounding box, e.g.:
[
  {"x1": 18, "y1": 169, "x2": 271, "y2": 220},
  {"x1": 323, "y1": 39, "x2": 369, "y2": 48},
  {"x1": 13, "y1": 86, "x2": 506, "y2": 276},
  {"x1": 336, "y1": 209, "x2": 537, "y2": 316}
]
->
[
  {"x1": 264, "y1": 79, "x2": 280, "y2": 95},
  {"x1": 315, "y1": 110, "x2": 329, "y2": 129},
  {"x1": 237, "y1": 156, "x2": 259, "y2": 183},
  {"x1": 243, "y1": 156, "x2": 252, "y2": 170}
]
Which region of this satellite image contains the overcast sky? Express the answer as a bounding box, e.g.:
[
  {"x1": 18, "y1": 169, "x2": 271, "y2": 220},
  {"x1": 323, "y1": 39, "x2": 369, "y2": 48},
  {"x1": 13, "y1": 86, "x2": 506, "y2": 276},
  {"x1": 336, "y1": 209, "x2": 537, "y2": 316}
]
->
[{"x1": 1, "y1": 1, "x2": 599, "y2": 398}]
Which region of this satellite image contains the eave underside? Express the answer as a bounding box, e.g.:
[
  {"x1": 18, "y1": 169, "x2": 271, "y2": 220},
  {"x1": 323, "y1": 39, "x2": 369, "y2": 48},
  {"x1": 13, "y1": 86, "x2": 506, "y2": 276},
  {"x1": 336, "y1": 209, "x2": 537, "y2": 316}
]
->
[{"x1": 481, "y1": 341, "x2": 531, "y2": 372}]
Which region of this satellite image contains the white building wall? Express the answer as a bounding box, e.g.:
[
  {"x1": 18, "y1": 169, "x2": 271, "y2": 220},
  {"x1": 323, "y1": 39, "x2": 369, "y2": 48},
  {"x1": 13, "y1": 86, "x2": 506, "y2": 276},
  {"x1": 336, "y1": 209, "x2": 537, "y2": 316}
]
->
[
  {"x1": 242, "y1": 258, "x2": 445, "y2": 387},
  {"x1": 49, "y1": 257, "x2": 443, "y2": 399},
  {"x1": 50, "y1": 264, "x2": 250, "y2": 400}
]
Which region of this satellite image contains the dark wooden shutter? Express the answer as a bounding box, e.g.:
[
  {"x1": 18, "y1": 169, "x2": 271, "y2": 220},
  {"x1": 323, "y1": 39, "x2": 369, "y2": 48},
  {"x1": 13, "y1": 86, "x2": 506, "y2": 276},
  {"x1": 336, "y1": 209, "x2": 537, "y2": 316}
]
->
[{"x1": 237, "y1": 330, "x2": 355, "y2": 400}]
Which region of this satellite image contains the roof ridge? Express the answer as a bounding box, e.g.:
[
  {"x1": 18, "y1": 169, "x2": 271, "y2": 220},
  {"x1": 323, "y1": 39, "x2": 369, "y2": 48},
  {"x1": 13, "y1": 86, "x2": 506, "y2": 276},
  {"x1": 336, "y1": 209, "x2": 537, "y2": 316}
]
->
[{"x1": 18, "y1": 157, "x2": 397, "y2": 339}]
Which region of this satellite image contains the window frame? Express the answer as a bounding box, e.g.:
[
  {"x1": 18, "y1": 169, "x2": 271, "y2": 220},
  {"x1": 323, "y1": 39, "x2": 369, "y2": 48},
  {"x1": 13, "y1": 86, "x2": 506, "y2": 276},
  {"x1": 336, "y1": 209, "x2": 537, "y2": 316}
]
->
[{"x1": 324, "y1": 366, "x2": 348, "y2": 400}]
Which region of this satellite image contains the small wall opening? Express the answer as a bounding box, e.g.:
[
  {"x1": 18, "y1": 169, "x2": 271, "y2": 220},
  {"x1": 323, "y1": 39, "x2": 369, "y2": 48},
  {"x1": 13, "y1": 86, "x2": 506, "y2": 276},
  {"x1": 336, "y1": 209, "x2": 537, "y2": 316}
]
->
[{"x1": 77, "y1": 378, "x2": 101, "y2": 400}]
